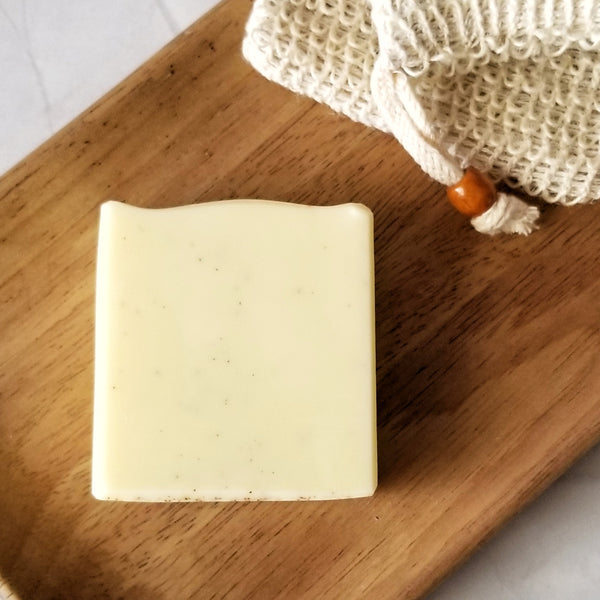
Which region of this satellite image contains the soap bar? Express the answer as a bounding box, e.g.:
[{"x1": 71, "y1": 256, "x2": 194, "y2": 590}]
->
[{"x1": 92, "y1": 200, "x2": 377, "y2": 501}]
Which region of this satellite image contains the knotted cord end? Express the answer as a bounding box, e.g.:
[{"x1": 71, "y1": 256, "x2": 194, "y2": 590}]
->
[
  {"x1": 447, "y1": 167, "x2": 539, "y2": 235},
  {"x1": 471, "y1": 192, "x2": 540, "y2": 235}
]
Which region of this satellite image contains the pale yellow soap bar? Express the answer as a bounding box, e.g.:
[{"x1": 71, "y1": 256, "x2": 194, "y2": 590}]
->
[{"x1": 92, "y1": 200, "x2": 377, "y2": 501}]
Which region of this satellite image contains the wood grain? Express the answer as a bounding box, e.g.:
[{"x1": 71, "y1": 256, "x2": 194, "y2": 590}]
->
[{"x1": 1, "y1": 0, "x2": 600, "y2": 598}]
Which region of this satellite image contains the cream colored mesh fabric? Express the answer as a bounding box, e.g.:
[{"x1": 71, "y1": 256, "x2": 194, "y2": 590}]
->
[
  {"x1": 413, "y1": 53, "x2": 600, "y2": 203},
  {"x1": 243, "y1": 0, "x2": 600, "y2": 206},
  {"x1": 243, "y1": 0, "x2": 385, "y2": 130}
]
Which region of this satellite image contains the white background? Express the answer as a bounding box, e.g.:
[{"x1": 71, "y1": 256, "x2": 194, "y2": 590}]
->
[{"x1": 1, "y1": 1, "x2": 599, "y2": 598}]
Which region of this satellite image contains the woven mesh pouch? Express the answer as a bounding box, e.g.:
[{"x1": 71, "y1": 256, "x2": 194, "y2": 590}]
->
[{"x1": 243, "y1": 0, "x2": 600, "y2": 233}]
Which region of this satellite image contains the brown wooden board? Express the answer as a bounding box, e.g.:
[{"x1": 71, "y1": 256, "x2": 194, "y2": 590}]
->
[{"x1": 1, "y1": 1, "x2": 599, "y2": 598}]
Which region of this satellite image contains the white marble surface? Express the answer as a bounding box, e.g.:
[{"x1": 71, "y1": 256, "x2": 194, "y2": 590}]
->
[
  {"x1": 1, "y1": 1, "x2": 599, "y2": 598},
  {"x1": 0, "y1": 0, "x2": 216, "y2": 174}
]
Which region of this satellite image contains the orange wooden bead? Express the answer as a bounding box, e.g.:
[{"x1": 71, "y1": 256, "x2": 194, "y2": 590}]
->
[{"x1": 446, "y1": 167, "x2": 497, "y2": 217}]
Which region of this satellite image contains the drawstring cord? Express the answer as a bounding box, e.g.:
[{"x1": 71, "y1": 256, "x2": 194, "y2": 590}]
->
[{"x1": 371, "y1": 57, "x2": 540, "y2": 235}]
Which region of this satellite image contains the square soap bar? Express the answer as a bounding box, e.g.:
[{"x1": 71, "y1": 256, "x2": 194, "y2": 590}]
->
[{"x1": 92, "y1": 200, "x2": 377, "y2": 501}]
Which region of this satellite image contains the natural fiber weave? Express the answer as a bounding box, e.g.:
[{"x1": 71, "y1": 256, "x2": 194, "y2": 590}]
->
[
  {"x1": 244, "y1": 0, "x2": 600, "y2": 208},
  {"x1": 244, "y1": 0, "x2": 384, "y2": 130}
]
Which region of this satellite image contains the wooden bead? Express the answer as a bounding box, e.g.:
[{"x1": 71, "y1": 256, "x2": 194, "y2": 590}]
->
[{"x1": 446, "y1": 167, "x2": 497, "y2": 217}]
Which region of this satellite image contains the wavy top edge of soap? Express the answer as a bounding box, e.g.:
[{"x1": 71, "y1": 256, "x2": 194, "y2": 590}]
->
[{"x1": 100, "y1": 199, "x2": 373, "y2": 220}]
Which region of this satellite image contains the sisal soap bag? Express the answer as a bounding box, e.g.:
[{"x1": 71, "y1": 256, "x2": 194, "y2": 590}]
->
[{"x1": 243, "y1": 0, "x2": 600, "y2": 234}]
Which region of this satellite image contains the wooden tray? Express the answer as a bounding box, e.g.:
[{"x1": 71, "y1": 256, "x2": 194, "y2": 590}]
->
[{"x1": 1, "y1": 1, "x2": 599, "y2": 598}]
